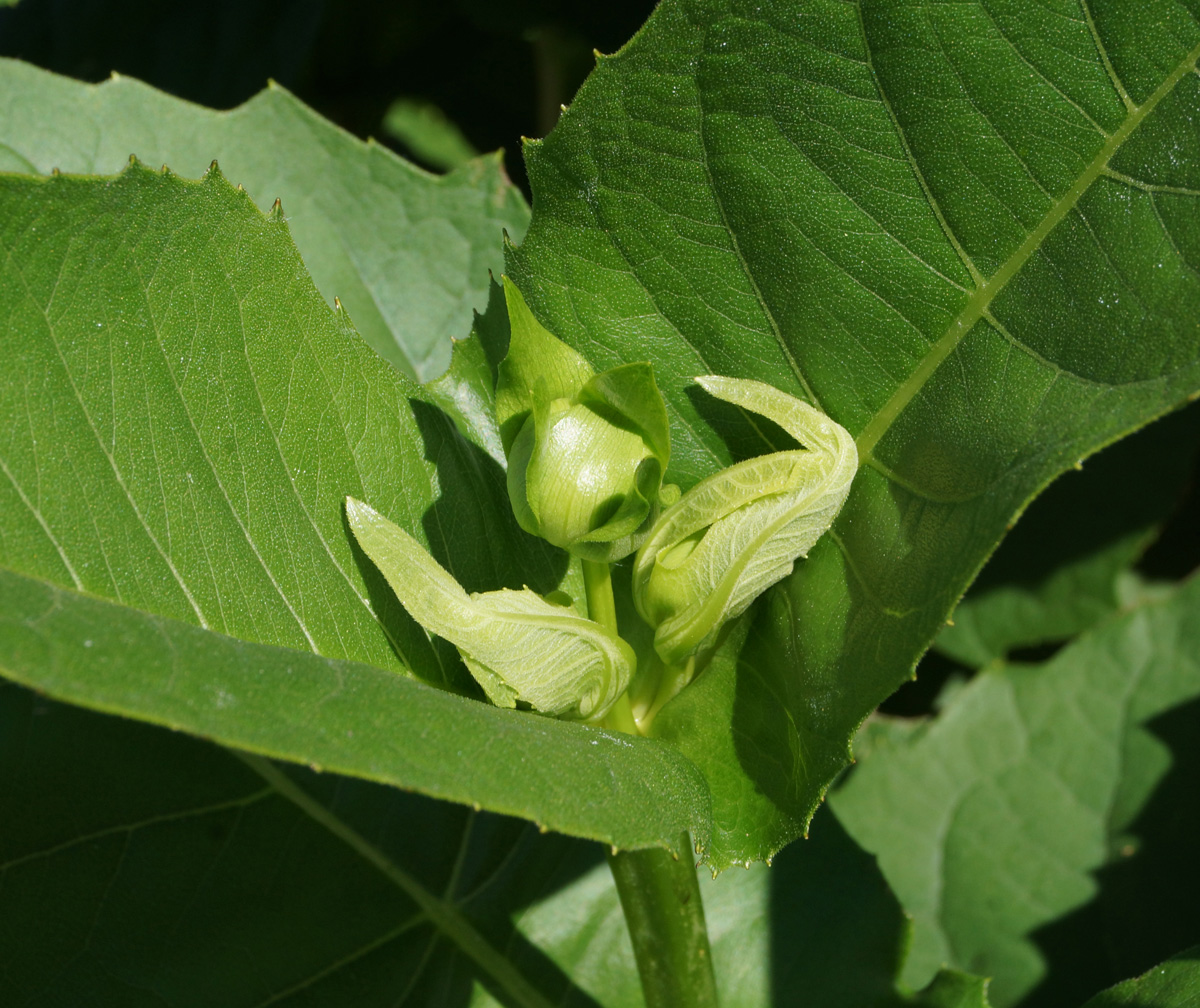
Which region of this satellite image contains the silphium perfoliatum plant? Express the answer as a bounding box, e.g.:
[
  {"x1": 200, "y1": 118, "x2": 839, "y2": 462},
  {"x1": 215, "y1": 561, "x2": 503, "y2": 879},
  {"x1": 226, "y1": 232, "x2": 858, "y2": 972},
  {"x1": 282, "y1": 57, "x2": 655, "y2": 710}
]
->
[
  {"x1": 345, "y1": 497, "x2": 635, "y2": 722},
  {"x1": 495, "y1": 276, "x2": 676, "y2": 563}
]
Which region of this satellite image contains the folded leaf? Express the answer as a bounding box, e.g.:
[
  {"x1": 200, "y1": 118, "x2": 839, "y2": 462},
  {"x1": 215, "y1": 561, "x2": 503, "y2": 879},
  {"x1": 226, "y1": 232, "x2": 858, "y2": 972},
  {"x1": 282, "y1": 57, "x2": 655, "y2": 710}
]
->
[
  {"x1": 346, "y1": 498, "x2": 635, "y2": 721},
  {"x1": 633, "y1": 376, "x2": 857, "y2": 666},
  {"x1": 499, "y1": 279, "x2": 674, "y2": 562}
]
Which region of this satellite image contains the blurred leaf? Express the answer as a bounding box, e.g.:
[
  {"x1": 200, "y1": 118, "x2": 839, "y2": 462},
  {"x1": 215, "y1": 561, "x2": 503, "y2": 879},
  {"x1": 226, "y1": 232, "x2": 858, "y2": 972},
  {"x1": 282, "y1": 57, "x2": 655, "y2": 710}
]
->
[
  {"x1": 937, "y1": 402, "x2": 1200, "y2": 666},
  {"x1": 0, "y1": 165, "x2": 708, "y2": 851},
  {"x1": 382, "y1": 96, "x2": 480, "y2": 171},
  {"x1": 506, "y1": 0, "x2": 1200, "y2": 866},
  {"x1": 1081, "y1": 948, "x2": 1200, "y2": 1008},
  {"x1": 832, "y1": 576, "x2": 1200, "y2": 1006},
  {"x1": 0, "y1": 57, "x2": 528, "y2": 380},
  {"x1": 910, "y1": 971, "x2": 994, "y2": 1008}
]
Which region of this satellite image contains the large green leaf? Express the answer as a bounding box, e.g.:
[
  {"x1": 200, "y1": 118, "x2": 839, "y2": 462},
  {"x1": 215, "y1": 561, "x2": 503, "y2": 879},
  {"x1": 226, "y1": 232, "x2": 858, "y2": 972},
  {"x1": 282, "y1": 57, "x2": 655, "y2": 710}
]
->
[
  {"x1": 506, "y1": 0, "x2": 1200, "y2": 865},
  {"x1": 0, "y1": 57, "x2": 529, "y2": 380},
  {"x1": 831, "y1": 576, "x2": 1200, "y2": 1006},
  {"x1": 0, "y1": 164, "x2": 707, "y2": 851},
  {"x1": 1082, "y1": 948, "x2": 1200, "y2": 1008}
]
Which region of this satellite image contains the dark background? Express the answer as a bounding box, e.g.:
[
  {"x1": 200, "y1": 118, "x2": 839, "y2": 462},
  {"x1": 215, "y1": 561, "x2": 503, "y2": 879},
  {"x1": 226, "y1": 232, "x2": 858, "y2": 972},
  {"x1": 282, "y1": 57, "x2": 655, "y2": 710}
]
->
[{"x1": 0, "y1": 0, "x2": 659, "y2": 195}]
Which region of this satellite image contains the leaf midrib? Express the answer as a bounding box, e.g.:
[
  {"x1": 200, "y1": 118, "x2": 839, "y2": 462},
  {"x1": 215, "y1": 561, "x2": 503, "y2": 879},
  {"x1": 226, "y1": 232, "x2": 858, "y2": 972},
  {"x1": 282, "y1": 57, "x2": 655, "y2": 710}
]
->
[{"x1": 855, "y1": 39, "x2": 1200, "y2": 459}]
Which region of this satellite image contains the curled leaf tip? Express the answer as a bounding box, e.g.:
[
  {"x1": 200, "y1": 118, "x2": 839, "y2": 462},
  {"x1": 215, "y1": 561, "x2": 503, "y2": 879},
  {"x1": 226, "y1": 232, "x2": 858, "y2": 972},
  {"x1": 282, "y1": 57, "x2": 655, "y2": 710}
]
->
[
  {"x1": 345, "y1": 496, "x2": 634, "y2": 721},
  {"x1": 633, "y1": 378, "x2": 857, "y2": 667}
]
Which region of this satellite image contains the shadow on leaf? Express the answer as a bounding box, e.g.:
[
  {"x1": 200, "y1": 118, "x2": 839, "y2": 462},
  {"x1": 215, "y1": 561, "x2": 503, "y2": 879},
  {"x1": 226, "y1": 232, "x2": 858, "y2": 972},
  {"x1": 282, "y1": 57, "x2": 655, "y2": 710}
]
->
[{"x1": 1025, "y1": 695, "x2": 1200, "y2": 1008}]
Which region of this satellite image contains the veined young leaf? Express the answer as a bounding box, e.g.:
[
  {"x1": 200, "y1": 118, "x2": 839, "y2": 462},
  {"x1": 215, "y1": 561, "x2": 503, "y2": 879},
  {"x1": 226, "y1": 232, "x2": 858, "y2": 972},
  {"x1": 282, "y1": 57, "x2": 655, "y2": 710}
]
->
[
  {"x1": 633, "y1": 376, "x2": 856, "y2": 668},
  {"x1": 507, "y1": 0, "x2": 1200, "y2": 866},
  {"x1": 346, "y1": 497, "x2": 635, "y2": 721}
]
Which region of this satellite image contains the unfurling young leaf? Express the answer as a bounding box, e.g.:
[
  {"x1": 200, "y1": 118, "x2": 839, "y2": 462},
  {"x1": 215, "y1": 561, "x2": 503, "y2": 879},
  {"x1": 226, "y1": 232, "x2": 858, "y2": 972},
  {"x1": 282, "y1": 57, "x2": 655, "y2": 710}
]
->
[
  {"x1": 345, "y1": 497, "x2": 635, "y2": 721},
  {"x1": 633, "y1": 377, "x2": 858, "y2": 670},
  {"x1": 496, "y1": 277, "x2": 674, "y2": 562}
]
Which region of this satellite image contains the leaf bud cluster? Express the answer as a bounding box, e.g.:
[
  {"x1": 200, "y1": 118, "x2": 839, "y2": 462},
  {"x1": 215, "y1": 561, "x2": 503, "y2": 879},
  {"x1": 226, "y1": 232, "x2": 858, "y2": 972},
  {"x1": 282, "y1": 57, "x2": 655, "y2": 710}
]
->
[{"x1": 495, "y1": 278, "x2": 674, "y2": 563}]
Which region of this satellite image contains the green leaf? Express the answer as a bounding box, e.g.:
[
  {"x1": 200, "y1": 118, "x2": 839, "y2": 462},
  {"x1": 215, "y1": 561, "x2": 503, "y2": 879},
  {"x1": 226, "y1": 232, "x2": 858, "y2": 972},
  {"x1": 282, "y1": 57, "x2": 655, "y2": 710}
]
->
[
  {"x1": 425, "y1": 332, "x2": 506, "y2": 465},
  {"x1": 381, "y1": 96, "x2": 480, "y2": 172},
  {"x1": 0, "y1": 680, "x2": 596, "y2": 1006},
  {"x1": 910, "y1": 971, "x2": 994, "y2": 1008},
  {"x1": 0, "y1": 567, "x2": 708, "y2": 850},
  {"x1": 1082, "y1": 948, "x2": 1200, "y2": 1008},
  {"x1": 831, "y1": 576, "x2": 1200, "y2": 1006},
  {"x1": 506, "y1": 0, "x2": 1200, "y2": 864},
  {"x1": 937, "y1": 401, "x2": 1200, "y2": 666},
  {"x1": 0, "y1": 57, "x2": 528, "y2": 380},
  {"x1": 0, "y1": 165, "x2": 707, "y2": 851}
]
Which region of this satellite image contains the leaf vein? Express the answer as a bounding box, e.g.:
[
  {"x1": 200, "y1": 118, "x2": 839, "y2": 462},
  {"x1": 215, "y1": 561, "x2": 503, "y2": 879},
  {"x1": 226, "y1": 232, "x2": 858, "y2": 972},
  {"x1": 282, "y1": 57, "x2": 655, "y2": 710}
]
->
[
  {"x1": 238, "y1": 753, "x2": 557, "y2": 1008},
  {"x1": 855, "y1": 38, "x2": 1200, "y2": 458}
]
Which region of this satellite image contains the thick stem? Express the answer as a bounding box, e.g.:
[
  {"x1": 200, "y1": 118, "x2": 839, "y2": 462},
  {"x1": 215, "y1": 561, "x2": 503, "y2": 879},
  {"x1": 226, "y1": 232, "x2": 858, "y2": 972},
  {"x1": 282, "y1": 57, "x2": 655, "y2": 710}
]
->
[
  {"x1": 583, "y1": 558, "x2": 719, "y2": 1005},
  {"x1": 608, "y1": 835, "x2": 719, "y2": 1008}
]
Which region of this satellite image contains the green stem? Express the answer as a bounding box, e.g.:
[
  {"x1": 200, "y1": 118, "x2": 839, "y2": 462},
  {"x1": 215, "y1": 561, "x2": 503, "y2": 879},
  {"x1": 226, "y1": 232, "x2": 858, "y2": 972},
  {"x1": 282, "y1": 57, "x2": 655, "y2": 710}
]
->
[
  {"x1": 583, "y1": 559, "x2": 636, "y2": 734},
  {"x1": 582, "y1": 558, "x2": 719, "y2": 1005},
  {"x1": 581, "y1": 558, "x2": 618, "y2": 633},
  {"x1": 608, "y1": 834, "x2": 719, "y2": 1008}
]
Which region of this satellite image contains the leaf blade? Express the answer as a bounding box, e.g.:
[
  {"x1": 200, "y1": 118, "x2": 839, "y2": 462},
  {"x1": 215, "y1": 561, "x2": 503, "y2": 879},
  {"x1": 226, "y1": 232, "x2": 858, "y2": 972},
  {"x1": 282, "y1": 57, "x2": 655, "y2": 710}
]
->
[
  {"x1": 0, "y1": 57, "x2": 528, "y2": 380},
  {"x1": 0, "y1": 567, "x2": 710, "y2": 850}
]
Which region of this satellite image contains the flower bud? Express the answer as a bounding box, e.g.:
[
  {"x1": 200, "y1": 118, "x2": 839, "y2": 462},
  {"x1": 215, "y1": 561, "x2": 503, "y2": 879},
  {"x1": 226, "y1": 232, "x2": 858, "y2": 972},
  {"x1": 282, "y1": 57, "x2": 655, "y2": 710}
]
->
[
  {"x1": 633, "y1": 377, "x2": 857, "y2": 667},
  {"x1": 346, "y1": 497, "x2": 635, "y2": 721},
  {"x1": 496, "y1": 278, "x2": 672, "y2": 562}
]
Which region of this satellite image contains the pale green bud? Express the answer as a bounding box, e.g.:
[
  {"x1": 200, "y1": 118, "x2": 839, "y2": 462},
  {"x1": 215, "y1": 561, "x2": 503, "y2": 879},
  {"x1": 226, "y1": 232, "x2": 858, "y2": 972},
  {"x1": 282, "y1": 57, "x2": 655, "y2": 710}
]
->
[
  {"x1": 496, "y1": 278, "x2": 672, "y2": 562},
  {"x1": 633, "y1": 377, "x2": 857, "y2": 667},
  {"x1": 346, "y1": 497, "x2": 635, "y2": 721}
]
